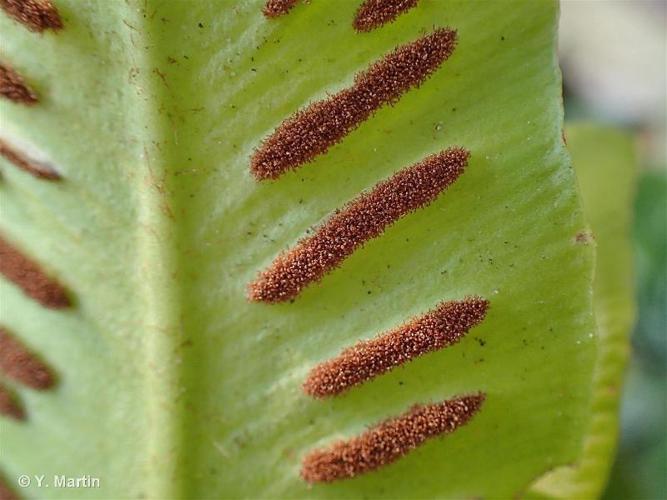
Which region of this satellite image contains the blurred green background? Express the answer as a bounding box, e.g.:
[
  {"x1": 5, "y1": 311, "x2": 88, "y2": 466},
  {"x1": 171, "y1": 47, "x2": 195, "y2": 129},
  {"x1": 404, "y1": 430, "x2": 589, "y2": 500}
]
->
[{"x1": 560, "y1": 2, "x2": 666, "y2": 498}]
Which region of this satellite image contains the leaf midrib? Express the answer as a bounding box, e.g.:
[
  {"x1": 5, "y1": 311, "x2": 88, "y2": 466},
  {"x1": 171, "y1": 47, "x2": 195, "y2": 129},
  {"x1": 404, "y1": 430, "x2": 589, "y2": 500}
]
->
[{"x1": 130, "y1": 6, "x2": 186, "y2": 497}]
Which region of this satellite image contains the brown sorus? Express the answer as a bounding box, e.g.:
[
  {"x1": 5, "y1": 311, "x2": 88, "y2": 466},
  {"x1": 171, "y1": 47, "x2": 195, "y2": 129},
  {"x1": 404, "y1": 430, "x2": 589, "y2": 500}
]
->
[
  {"x1": 250, "y1": 28, "x2": 458, "y2": 180},
  {"x1": 0, "y1": 472, "x2": 19, "y2": 500},
  {"x1": 262, "y1": 0, "x2": 298, "y2": 18},
  {"x1": 0, "y1": 235, "x2": 70, "y2": 308},
  {"x1": 0, "y1": 475, "x2": 21, "y2": 500},
  {"x1": 304, "y1": 298, "x2": 489, "y2": 397},
  {"x1": 0, "y1": 0, "x2": 62, "y2": 32},
  {"x1": 0, "y1": 473, "x2": 19, "y2": 500},
  {"x1": 0, "y1": 327, "x2": 54, "y2": 390},
  {"x1": 354, "y1": 0, "x2": 419, "y2": 32},
  {"x1": 249, "y1": 147, "x2": 469, "y2": 303},
  {"x1": 301, "y1": 393, "x2": 485, "y2": 482},
  {"x1": 0, "y1": 138, "x2": 60, "y2": 180},
  {"x1": 0, "y1": 63, "x2": 37, "y2": 105},
  {"x1": 0, "y1": 382, "x2": 25, "y2": 422}
]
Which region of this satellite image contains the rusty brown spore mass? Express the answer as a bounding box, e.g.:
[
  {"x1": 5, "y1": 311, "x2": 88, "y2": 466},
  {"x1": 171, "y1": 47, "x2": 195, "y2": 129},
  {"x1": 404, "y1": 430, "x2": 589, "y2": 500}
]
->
[
  {"x1": 0, "y1": 478, "x2": 19, "y2": 500},
  {"x1": 0, "y1": 138, "x2": 60, "y2": 180},
  {"x1": 0, "y1": 63, "x2": 37, "y2": 105},
  {"x1": 248, "y1": 147, "x2": 469, "y2": 303},
  {"x1": 0, "y1": 475, "x2": 19, "y2": 500},
  {"x1": 0, "y1": 235, "x2": 70, "y2": 308},
  {"x1": 262, "y1": 0, "x2": 298, "y2": 18},
  {"x1": 0, "y1": 327, "x2": 54, "y2": 390},
  {"x1": 0, "y1": 471, "x2": 20, "y2": 500},
  {"x1": 250, "y1": 28, "x2": 458, "y2": 180},
  {"x1": 301, "y1": 393, "x2": 485, "y2": 482},
  {"x1": 304, "y1": 298, "x2": 489, "y2": 397},
  {"x1": 354, "y1": 0, "x2": 419, "y2": 32},
  {"x1": 0, "y1": 0, "x2": 62, "y2": 32},
  {"x1": 0, "y1": 382, "x2": 25, "y2": 422}
]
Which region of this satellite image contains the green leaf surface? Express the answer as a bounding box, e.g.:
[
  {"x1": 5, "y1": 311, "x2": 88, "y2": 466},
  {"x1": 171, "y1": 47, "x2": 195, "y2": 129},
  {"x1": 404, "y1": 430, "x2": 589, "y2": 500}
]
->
[
  {"x1": 1, "y1": 1, "x2": 601, "y2": 498},
  {"x1": 530, "y1": 125, "x2": 637, "y2": 498}
]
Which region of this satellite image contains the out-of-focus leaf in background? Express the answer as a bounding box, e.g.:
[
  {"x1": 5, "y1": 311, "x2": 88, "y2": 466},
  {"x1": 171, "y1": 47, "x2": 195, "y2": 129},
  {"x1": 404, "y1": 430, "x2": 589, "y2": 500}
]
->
[
  {"x1": 603, "y1": 172, "x2": 667, "y2": 500},
  {"x1": 559, "y1": 2, "x2": 666, "y2": 498}
]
